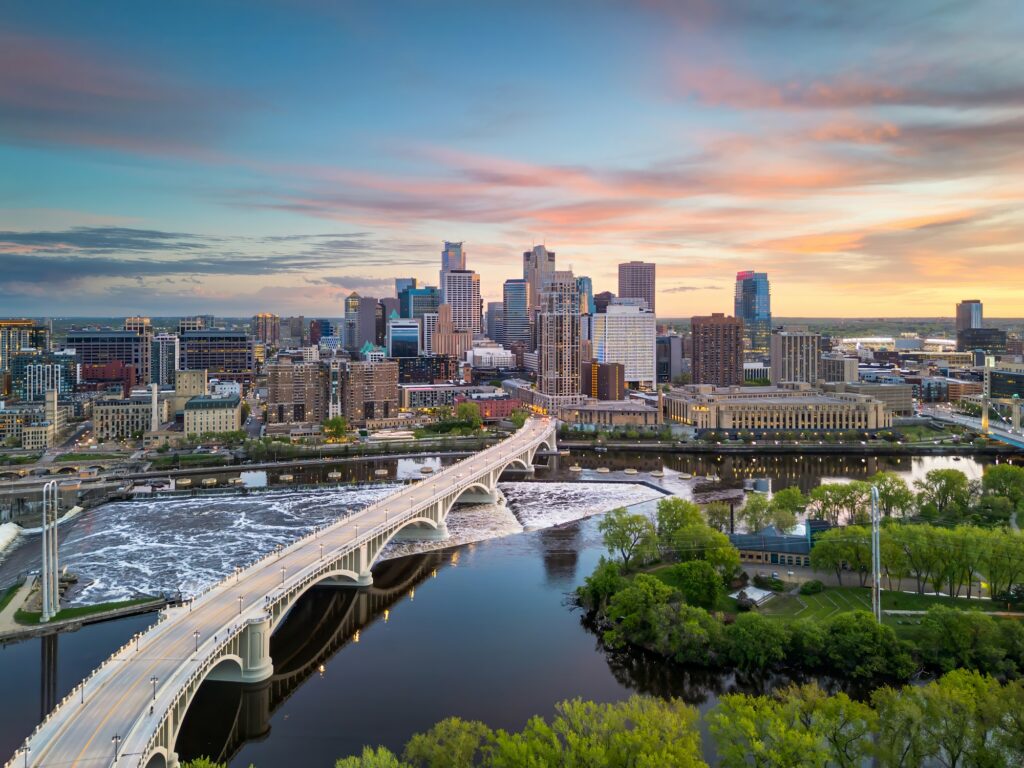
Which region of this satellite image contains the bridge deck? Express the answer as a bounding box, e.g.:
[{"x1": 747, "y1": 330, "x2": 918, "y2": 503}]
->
[{"x1": 11, "y1": 418, "x2": 553, "y2": 768}]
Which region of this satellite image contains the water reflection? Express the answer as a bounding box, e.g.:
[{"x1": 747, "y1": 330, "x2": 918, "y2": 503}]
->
[
  {"x1": 537, "y1": 523, "x2": 581, "y2": 587},
  {"x1": 176, "y1": 552, "x2": 447, "y2": 765}
]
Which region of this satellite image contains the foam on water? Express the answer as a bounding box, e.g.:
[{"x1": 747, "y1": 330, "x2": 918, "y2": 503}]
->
[{"x1": 0, "y1": 480, "x2": 667, "y2": 605}]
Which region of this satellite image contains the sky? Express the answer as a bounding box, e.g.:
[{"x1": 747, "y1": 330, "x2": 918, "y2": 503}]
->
[{"x1": 1, "y1": 0, "x2": 1023, "y2": 318}]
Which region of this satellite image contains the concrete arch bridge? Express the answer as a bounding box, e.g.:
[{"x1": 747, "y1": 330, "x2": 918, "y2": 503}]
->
[{"x1": 8, "y1": 417, "x2": 555, "y2": 768}]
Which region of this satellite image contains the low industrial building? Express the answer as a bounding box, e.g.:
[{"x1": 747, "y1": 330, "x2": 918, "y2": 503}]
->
[{"x1": 665, "y1": 383, "x2": 891, "y2": 431}]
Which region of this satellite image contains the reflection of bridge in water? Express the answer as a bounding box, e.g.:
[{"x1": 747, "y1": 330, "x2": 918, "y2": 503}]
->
[{"x1": 175, "y1": 553, "x2": 446, "y2": 765}]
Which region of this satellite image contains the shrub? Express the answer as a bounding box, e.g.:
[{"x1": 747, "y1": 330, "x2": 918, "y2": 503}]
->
[{"x1": 799, "y1": 580, "x2": 824, "y2": 595}]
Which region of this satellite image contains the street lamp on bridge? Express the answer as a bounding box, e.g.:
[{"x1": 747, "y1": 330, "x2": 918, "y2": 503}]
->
[
  {"x1": 280, "y1": 566, "x2": 286, "y2": 586},
  {"x1": 150, "y1": 675, "x2": 158, "y2": 701},
  {"x1": 193, "y1": 630, "x2": 200, "y2": 654},
  {"x1": 111, "y1": 733, "x2": 121, "y2": 762}
]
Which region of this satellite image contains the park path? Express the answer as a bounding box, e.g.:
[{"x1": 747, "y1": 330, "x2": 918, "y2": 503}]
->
[{"x1": 0, "y1": 576, "x2": 35, "y2": 635}]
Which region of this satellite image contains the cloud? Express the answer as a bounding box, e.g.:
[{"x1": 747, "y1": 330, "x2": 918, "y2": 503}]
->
[{"x1": 664, "y1": 285, "x2": 723, "y2": 293}]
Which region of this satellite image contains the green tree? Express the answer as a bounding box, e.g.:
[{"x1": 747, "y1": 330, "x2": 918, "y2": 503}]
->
[
  {"x1": 982, "y1": 464, "x2": 1024, "y2": 509},
  {"x1": 725, "y1": 613, "x2": 788, "y2": 671},
  {"x1": 669, "y1": 560, "x2": 724, "y2": 610},
  {"x1": 780, "y1": 683, "x2": 877, "y2": 768},
  {"x1": 597, "y1": 507, "x2": 658, "y2": 569},
  {"x1": 323, "y1": 416, "x2": 349, "y2": 440},
  {"x1": 336, "y1": 747, "x2": 408, "y2": 768},
  {"x1": 809, "y1": 528, "x2": 850, "y2": 585},
  {"x1": 454, "y1": 401, "x2": 482, "y2": 428},
  {"x1": 768, "y1": 487, "x2": 805, "y2": 532},
  {"x1": 603, "y1": 574, "x2": 676, "y2": 649},
  {"x1": 917, "y1": 606, "x2": 1007, "y2": 674},
  {"x1": 739, "y1": 493, "x2": 772, "y2": 533},
  {"x1": 915, "y1": 468, "x2": 973, "y2": 522},
  {"x1": 402, "y1": 717, "x2": 492, "y2": 768},
  {"x1": 709, "y1": 693, "x2": 827, "y2": 768},
  {"x1": 576, "y1": 558, "x2": 625, "y2": 612},
  {"x1": 655, "y1": 497, "x2": 704, "y2": 557},
  {"x1": 822, "y1": 611, "x2": 914, "y2": 681},
  {"x1": 703, "y1": 501, "x2": 732, "y2": 533},
  {"x1": 870, "y1": 472, "x2": 915, "y2": 517},
  {"x1": 508, "y1": 408, "x2": 529, "y2": 428},
  {"x1": 673, "y1": 524, "x2": 741, "y2": 580}
]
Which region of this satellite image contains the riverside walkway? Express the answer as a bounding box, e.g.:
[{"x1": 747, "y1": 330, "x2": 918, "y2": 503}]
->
[{"x1": 7, "y1": 418, "x2": 555, "y2": 768}]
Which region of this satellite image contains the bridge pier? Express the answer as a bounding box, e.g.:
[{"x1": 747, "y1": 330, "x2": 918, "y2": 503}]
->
[
  {"x1": 394, "y1": 520, "x2": 450, "y2": 542},
  {"x1": 239, "y1": 614, "x2": 273, "y2": 684}
]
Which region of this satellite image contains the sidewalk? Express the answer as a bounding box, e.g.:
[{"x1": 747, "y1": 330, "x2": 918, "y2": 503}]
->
[{"x1": 0, "y1": 575, "x2": 35, "y2": 635}]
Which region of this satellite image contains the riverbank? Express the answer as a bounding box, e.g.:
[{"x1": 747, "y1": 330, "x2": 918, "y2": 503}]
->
[
  {"x1": 560, "y1": 439, "x2": 1021, "y2": 456},
  {"x1": 0, "y1": 591, "x2": 169, "y2": 643}
]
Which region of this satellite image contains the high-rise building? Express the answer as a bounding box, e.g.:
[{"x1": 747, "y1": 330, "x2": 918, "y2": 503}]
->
[
  {"x1": 502, "y1": 279, "x2": 531, "y2": 348},
  {"x1": 576, "y1": 276, "x2": 595, "y2": 316},
  {"x1": 251, "y1": 313, "x2": 281, "y2": 348},
  {"x1": 342, "y1": 293, "x2": 379, "y2": 351},
  {"x1": 617, "y1": 261, "x2": 656, "y2": 314},
  {"x1": 267, "y1": 355, "x2": 329, "y2": 424},
  {"x1": 179, "y1": 330, "x2": 256, "y2": 388},
  {"x1": 656, "y1": 335, "x2": 684, "y2": 384},
  {"x1": 523, "y1": 245, "x2": 556, "y2": 322},
  {"x1": 442, "y1": 270, "x2": 481, "y2": 333},
  {"x1": 399, "y1": 285, "x2": 440, "y2": 321},
  {"x1": 339, "y1": 360, "x2": 399, "y2": 425},
  {"x1": 440, "y1": 241, "x2": 466, "y2": 302},
  {"x1": 10, "y1": 350, "x2": 78, "y2": 401},
  {"x1": 124, "y1": 317, "x2": 154, "y2": 383},
  {"x1": 386, "y1": 314, "x2": 421, "y2": 357},
  {"x1": 691, "y1": 313, "x2": 744, "y2": 386},
  {"x1": 151, "y1": 333, "x2": 180, "y2": 387},
  {"x1": 0, "y1": 319, "x2": 50, "y2": 380},
  {"x1": 957, "y1": 327, "x2": 1007, "y2": 355},
  {"x1": 395, "y1": 277, "x2": 417, "y2": 297},
  {"x1": 538, "y1": 271, "x2": 581, "y2": 398},
  {"x1": 955, "y1": 300, "x2": 983, "y2": 333},
  {"x1": 486, "y1": 302, "x2": 504, "y2": 344},
  {"x1": 581, "y1": 360, "x2": 625, "y2": 400},
  {"x1": 432, "y1": 304, "x2": 472, "y2": 359},
  {"x1": 593, "y1": 291, "x2": 616, "y2": 314},
  {"x1": 734, "y1": 271, "x2": 771, "y2": 356},
  {"x1": 770, "y1": 326, "x2": 820, "y2": 385},
  {"x1": 343, "y1": 292, "x2": 361, "y2": 350},
  {"x1": 820, "y1": 352, "x2": 860, "y2": 383},
  {"x1": 281, "y1": 316, "x2": 306, "y2": 346},
  {"x1": 422, "y1": 312, "x2": 438, "y2": 355},
  {"x1": 583, "y1": 302, "x2": 657, "y2": 390},
  {"x1": 67, "y1": 329, "x2": 148, "y2": 387},
  {"x1": 178, "y1": 316, "x2": 207, "y2": 334}
]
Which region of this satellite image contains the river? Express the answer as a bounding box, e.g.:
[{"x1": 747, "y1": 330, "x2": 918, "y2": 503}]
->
[{"x1": 0, "y1": 451, "x2": 1003, "y2": 765}]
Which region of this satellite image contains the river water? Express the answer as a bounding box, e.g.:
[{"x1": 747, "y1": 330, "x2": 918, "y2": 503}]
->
[{"x1": 0, "y1": 452, "x2": 1002, "y2": 765}]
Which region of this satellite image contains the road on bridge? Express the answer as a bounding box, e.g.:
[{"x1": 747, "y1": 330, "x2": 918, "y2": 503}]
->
[{"x1": 12, "y1": 418, "x2": 553, "y2": 768}]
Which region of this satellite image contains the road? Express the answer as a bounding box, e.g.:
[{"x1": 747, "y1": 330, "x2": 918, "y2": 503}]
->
[
  {"x1": 920, "y1": 405, "x2": 1024, "y2": 449},
  {"x1": 14, "y1": 417, "x2": 552, "y2": 768}
]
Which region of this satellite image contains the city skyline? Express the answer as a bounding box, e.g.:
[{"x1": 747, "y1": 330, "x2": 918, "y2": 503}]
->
[{"x1": 2, "y1": 2, "x2": 1024, "y2": 317}]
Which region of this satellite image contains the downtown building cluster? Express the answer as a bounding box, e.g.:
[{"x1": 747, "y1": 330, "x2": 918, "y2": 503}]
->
[{"x1": 3, "y1": 247, "x2": 1024, "y2": 448}]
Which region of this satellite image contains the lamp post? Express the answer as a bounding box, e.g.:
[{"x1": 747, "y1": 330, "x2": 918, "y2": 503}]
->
[
  {"x1": 150, "y1": 675, "x2": 158, "y2": 701},
  {"x1": 238, "y1": 595, "x2": 243, "y2": 615},
  {"x1": 193, "y1": 630, "x2": 200, "y2": 654},
  {"x1": 319, "y1": 543, "x2": 324, "y2": 561},
  {"x1": 280, "y1": 567, "x2": 286, "y2": 586},
  {"x1": 19, "y1": 744, "x2": 29, "y2": 767},
  {"x1": 111, "y1": 733, "x2": 121, "y2": 763}
]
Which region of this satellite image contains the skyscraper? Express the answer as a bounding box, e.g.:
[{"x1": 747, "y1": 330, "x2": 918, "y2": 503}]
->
[
  {"x1": 617, "y1": 261, "x2": 656, "y2": 313},
  {"x1": 769, "y1": 326, "x2": 820, "y2": 385},
  {"x1": 442, "y1": 269, "x2": 481, "y2": 333},
  {"x1": 956, "y1": 299, "x2": 983, "y2": 333},
  {"x1": 538, "y1": 271, "x2": 580, "y2": 398},
  {"x1": 386, "y1": 314, "x2": 421, "y2": 357},
  {"x1": 432, "y1": 303, "x2": 472, "y2": 359},
  {"x1": 523, "y1": 245, "x2": 556, "y2": 312},
  {"x1": 151, "y1": 333, "x2": 180, "y2": 387},
  {"x1": 734, "y1": 271, "x2": 771, "y2": 356},
  {"x1": 691, "y1": 313, "x2": 744, "y2": 386},
  {"x1": 576, "y1": 276, "x2": 594, "y2": 316},
  {"x1": 395, "y1": 277, "x2": 417, "y2": 297},
  {"x1": 584, "y1": 301, "x2": 656, "y2": 390},
  {"x1": 440, "y1": 241, "x2": 466, "y2": 302},
  {"x1": 486, "y1": 302, "x2": 504, "y2": 344},
  {"x1": 502, "y1": 278, "x2": 531, "y2": 347},
  {"x1": 251, "y1": 313, "x2": 281, "y2": 348},
  {"x1": 399, "y1": 285, "x2": 440, "y2": 320}
]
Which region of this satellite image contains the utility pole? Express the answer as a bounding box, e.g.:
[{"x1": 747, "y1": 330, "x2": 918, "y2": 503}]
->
[
  {"x1": 870, "y1": 485, "x2": 881, "y2": 624},
  {"x1": 40, "y1": 480, "x2": 60, "y2": 622}
]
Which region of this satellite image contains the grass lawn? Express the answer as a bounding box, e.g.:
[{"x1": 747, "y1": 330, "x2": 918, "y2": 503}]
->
[
  {"x1": 150, "y1": 454, "x2": 231, "y2": 469},
  {"x1": 0, "y1": 453, "x2": 42, "y2": 465},
  {"x1": 760, "y1": 585, "x2": 1015, "y2": 624},
  {"x1": 0, "y1": 581, "x2": 23, "y2": 614},
  {"x1": 895, "y1": 425, "x2": 960, "y2": 443},
  {"x1": 16, "y1": 597, "x2": 159, "y2": 625},
  {"x1": 55, "y1": 452, "x2": 127, "y2": 462}
]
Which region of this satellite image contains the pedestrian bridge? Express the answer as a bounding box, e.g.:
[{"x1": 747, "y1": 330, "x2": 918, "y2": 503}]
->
[{"x1": 7, "y1": 418, "x2": 556, "y2": 768}]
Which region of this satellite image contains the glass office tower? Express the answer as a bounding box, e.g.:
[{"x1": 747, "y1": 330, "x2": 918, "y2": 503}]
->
[{"x1": 734, "y1": 270, "x2": 771, "y2": 356}]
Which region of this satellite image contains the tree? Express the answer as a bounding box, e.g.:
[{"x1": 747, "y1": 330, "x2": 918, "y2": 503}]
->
[
  {"x1": 670, "y1": 560, "x2": 723, "y2": 610},
  {"x1": 780, "y1": 684, "x2": 877, "y2": 768},
  {"x1": 709, "y1": 693, "x2": 827, "y2": 768},
  {"x1": 402, "y1": 717, "x2": 491, "y2": 768},
  {"x1": 768, "y1": 487, "x2": 805, "y2": 532},
  {"x1": 508, "y1": 409, "x2": 529, "y2": 429},
  {"x1": 597, "y1": 507, "x2": 658, "y2": 569},
  {"x1": 323, "y1": 416, "x2": 349, "y2": 441},
  {"x1": 655, "y1": 498, "x2": 704, "y2": 557},
  {"x1": 810, "y1": 528, "x2": 849, "y2": 585},
  {"x1": 822, "y1": 611, "x2": 914, "y2": 681},
  {"x1": 576, "y1": 558, "x2": 625, "y2": 612},
  {"x1": 915, "y1": 468, "x2": 973, "y2": 522},
  {"x1": 672, "y1": 524, "x2": 741, "y2": 580},
  {"x1": 917, "y1": 606, "x2": 1007, "y2": 675},
  {"x1": 725, "y1": 613, "x2": 788, "y2": 671},
  {"x1": 336, "y1": 748, "x2": 408, "y2": 768},
  {"x1": 603, "y1": 574, "x2": 676, "y2": 649},
  {"x1": 738, "y1": 493, "x2": 772, "y2": 533},
  {"x1": 982, "y1": 464, "x2": 1024, "y2": 510},
  {"x1": 455, "y1": 401, "x2": 482, "y2": 428},
  {"x1": 703, "y1": 501, "x2": 732, "y2": 533},
  {"x1": 240, "y1": 400, "x2": 251, "y2": 422},
  {"x1": 870, "y1": 472, "x2": 915, "y2": 517}
]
